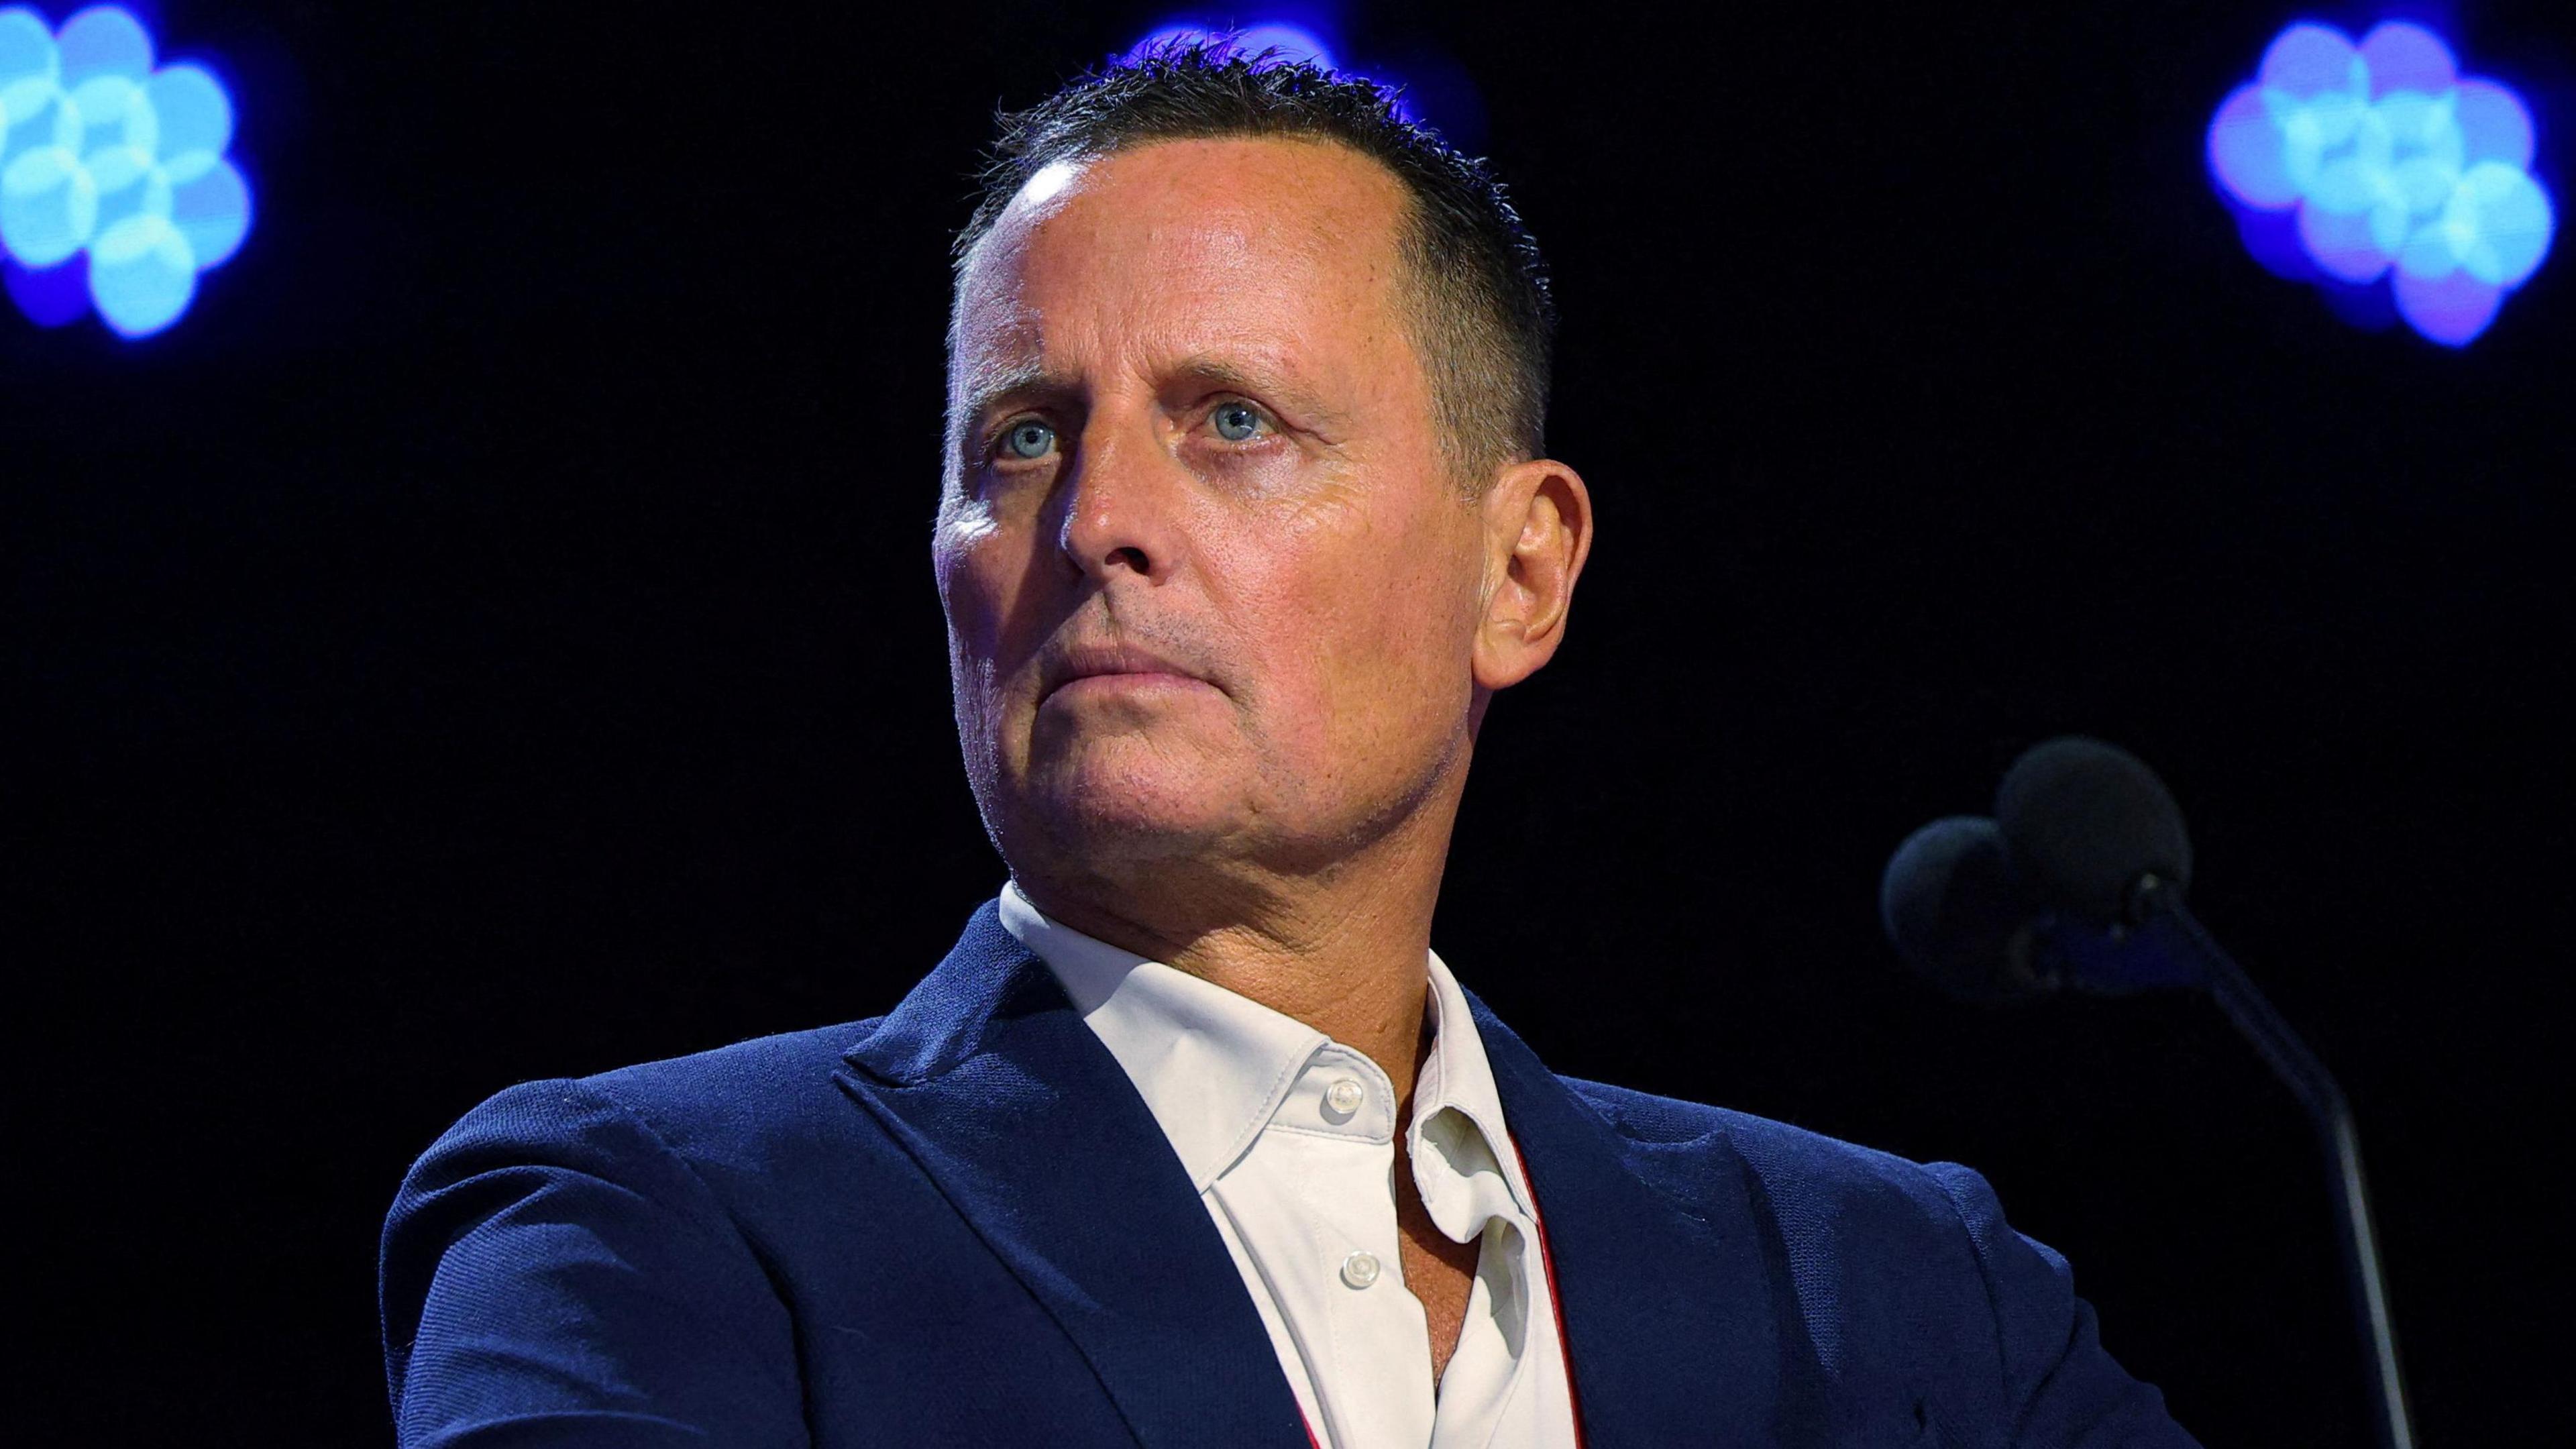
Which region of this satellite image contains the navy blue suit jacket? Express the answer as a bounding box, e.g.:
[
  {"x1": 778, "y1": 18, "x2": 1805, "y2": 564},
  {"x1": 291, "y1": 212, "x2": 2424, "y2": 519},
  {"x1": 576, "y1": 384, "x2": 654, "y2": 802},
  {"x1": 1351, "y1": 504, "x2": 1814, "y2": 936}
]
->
[{"x1": 381, "y1": 902, "x2": 2197, "y2": 1447}]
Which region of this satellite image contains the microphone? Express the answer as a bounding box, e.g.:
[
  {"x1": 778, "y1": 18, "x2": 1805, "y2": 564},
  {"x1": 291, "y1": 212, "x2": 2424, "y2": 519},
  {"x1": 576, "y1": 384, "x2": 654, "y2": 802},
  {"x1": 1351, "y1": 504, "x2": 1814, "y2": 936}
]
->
[
  {"x1": 1879, "y1": 816, "x2": 2052, "y2": 1003},
  {"x1": 1882, "y1": 738, "x2": 2415, "y2": 1449},
  {"x1": 1877, "y1": 801, "x2": 2196, "y2": 1002},
  {"x1": 1993, "y1": 736, "x2": 2192, "y2": 929}
]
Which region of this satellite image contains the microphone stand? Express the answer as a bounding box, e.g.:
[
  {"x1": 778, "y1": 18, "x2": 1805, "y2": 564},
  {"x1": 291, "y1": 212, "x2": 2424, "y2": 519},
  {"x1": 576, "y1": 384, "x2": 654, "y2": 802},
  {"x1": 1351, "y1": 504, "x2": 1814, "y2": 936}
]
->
[{"x1": 2131, "y1": 877, "x2": 2416, "y2": 1449}]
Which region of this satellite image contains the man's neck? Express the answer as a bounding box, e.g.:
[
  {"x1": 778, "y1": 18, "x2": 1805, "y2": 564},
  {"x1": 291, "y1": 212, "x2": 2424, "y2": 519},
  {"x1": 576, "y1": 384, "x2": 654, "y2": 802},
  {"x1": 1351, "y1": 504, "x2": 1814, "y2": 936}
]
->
[{"x1": 1012, "y1": 799, "x2": 1456, "y2": 1104}]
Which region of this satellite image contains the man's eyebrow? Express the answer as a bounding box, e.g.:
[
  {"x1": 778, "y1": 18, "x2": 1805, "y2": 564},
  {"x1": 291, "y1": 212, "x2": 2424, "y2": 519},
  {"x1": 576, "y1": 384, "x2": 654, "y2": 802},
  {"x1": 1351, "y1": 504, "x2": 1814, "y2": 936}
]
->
[
  {"x1": 956, "y1": 354, "x2": 1353, "y2": 433},
  {"x1": 958, "y1": 361, "x2": 1078, "y2": 428},
  {"x1": 1169, "y1": 356, "x2": 1348, "y2": 428}
]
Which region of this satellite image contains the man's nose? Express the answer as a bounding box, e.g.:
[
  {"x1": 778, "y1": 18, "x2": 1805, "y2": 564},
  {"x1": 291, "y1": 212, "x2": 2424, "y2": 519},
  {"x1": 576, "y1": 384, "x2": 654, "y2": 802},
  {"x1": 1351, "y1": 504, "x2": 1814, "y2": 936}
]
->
[{"x1": 1053, "y1": 417, "x2": 1186, "y2": 585}]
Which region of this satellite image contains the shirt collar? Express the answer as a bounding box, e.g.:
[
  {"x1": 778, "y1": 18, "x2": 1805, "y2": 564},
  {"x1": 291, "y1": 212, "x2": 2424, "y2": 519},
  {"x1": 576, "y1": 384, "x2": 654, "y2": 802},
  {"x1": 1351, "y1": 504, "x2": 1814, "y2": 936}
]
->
[
  {"x1": 1415, "y1": 947, "x2": 1538, "y2": 1226},
  {"x1": 998, "y1": 879, "x2": 1533, "y2": 1223},
  {"x1": 1000, "y1": 881, "x2": 1324, "y2": 1193}
]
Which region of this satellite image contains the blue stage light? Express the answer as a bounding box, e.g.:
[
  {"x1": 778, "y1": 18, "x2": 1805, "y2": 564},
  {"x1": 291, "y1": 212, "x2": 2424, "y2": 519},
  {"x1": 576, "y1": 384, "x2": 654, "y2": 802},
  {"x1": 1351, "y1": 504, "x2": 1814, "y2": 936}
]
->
[
  {"x1": 0, "y1": 4, "x2": 250, "y2": 338},
  {"x1": 2208, "y1": 19, "x2": 2555, "y2": 346}
]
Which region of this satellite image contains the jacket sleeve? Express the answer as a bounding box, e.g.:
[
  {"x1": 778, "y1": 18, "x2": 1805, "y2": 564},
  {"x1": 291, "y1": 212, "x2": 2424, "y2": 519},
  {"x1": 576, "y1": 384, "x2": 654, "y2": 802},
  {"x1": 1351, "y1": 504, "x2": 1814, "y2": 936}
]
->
[
  {"x1": 1922, "y1": 1162, "x2": 2201, "y2": 1448},
  {"x1": 379, "y1": 1077, "x2": 808, "y2": 1448}
]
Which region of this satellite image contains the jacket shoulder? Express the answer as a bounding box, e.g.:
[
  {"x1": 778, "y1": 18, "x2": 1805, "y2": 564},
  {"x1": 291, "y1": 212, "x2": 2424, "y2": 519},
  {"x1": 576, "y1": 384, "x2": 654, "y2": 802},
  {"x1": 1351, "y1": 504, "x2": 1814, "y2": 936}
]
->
[
  {"x1": 1560, "y1": 1074, "x2": 1978, "y2": 1232},
  {"x1": 1558, "y1": 1075, "x2": 2197, "y2": 1446},
  {"x1": 1556, "y1": 1073, "x2": 2039, "y2": 1362},
  {"x1": 398, "y1": 1017, "x2": 898, "y2": 1235},
  {"x1": 380, "y1": 1024, "x2": 888, "y2": 1443},
  {"x1": 553, "y1": 1017, "x2": 897, "y2": 1180},
  {"x1": 578, "y1": 1018, "x2": 881, "y2": 1114}
]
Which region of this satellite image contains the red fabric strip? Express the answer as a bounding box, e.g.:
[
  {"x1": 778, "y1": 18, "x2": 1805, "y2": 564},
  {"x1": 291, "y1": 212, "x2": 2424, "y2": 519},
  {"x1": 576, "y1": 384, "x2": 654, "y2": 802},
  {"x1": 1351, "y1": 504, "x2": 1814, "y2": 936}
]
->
[{"x1": 1510, "y1": 1126, "x2": 1589, "y2": 1448}]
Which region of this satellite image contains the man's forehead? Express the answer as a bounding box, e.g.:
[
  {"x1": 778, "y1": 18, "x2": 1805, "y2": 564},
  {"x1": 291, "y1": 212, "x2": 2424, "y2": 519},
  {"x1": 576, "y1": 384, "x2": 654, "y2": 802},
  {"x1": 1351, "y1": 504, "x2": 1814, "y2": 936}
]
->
[
  {"x1": 952, "y1": 277, "x2": 1334, "y2": 382},
  {"x1": 952, "y1": 137, "x2": 1408, "y2": 392},
  {"x1": 990, "y1": 136, "x2": 1407, "y2": 254}
]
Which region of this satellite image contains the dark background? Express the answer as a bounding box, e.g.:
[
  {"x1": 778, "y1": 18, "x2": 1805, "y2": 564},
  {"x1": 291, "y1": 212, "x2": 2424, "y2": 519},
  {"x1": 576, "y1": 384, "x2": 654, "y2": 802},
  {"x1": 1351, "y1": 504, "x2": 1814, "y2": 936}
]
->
[{"x1": 9, "y1": 1, "x2": 2569, "y2": 1444}]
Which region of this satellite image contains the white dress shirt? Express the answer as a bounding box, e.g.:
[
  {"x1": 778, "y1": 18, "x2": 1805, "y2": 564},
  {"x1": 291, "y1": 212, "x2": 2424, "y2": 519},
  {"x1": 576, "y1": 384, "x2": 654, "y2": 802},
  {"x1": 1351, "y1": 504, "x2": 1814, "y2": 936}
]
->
[{"x1": 998, "y1": 881, "x2": 1580, "y2": 1449}]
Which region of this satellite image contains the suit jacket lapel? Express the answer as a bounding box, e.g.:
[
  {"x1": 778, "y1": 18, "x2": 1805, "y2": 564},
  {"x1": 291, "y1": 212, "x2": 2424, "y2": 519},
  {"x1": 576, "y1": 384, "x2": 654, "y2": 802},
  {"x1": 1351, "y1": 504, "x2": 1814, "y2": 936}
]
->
[
  {"x1": 1472, "y1": 991, "x2": 1802, "y2": 1448},
  {"x1": 836, "y1": 902, "x2": 1310, "y2": 1449}
]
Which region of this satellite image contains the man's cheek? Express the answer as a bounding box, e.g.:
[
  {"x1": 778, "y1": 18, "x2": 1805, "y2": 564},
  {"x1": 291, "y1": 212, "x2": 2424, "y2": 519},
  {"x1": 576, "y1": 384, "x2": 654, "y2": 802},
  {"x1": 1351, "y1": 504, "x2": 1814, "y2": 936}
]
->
[{"x1": 945, "y1": 551, "x2": 1026, "y2": 663}]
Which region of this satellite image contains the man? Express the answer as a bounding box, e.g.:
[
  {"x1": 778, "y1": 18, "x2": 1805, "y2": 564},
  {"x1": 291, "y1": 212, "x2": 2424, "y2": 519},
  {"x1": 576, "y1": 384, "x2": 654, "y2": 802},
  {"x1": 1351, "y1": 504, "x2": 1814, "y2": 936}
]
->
[{"x1": 381, "y1": 44, "x2": 2198, "y2": 1448}]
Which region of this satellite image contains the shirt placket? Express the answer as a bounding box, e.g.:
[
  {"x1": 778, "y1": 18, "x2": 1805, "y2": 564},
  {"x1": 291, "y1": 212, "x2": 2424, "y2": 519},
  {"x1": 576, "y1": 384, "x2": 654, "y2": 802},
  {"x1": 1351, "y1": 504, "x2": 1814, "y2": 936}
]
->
[{"x1": 1283, "y1": 1048, "x2": 1435, "y2": 1449}]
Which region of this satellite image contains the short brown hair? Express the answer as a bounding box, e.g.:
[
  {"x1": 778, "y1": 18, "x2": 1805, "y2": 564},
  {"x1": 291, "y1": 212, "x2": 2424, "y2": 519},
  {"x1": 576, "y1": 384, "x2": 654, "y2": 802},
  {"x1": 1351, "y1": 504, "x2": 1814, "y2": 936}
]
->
[{"x1": 954, "y1": 39, "x2": 1556, "y2": 480}]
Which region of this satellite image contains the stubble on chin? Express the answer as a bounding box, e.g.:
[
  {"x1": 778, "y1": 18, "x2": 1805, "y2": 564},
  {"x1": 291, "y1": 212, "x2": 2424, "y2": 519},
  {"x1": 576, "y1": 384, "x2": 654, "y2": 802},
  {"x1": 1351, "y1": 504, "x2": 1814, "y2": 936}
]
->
[{"x1": 1002, "y1": 708, "x2": 1283, "y2": 884}]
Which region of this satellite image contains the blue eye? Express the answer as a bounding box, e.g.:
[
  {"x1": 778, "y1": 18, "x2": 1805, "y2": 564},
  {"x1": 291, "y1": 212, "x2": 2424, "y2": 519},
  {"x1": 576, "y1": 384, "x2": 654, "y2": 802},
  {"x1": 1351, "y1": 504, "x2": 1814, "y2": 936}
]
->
[
  {"x1": 1212, "y1": 402, "x2": 1264, "y2": 442},
  {"x1": 1003, "y1": 420, "x2": 1056, "y2": 460}
]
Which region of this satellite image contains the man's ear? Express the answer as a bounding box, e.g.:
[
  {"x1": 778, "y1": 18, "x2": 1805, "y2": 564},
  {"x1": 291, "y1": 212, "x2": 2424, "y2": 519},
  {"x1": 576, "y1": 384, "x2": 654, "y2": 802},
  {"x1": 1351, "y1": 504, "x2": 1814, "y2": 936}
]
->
[{"x1": 1472, "y1": 457, "x2": 1593, "y2": 692}]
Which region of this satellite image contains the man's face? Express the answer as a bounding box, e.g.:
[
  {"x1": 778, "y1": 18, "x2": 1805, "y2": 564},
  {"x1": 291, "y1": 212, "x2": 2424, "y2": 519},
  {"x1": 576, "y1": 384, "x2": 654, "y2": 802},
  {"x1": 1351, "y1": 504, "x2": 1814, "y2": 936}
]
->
[{"x1": 936, "y1": 137, "x2": 1491, "y2": 885}]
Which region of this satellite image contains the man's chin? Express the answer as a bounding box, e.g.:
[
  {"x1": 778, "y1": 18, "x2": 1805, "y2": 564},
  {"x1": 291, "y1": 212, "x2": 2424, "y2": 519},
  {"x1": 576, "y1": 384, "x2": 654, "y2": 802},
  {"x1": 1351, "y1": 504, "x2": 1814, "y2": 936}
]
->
[
  {"x1": 1032, "y1": 798, "x2": 1239, "y2": 858},
  {"x1": 1008, "y1": 763, "x2": 1255, "y2": 865}
]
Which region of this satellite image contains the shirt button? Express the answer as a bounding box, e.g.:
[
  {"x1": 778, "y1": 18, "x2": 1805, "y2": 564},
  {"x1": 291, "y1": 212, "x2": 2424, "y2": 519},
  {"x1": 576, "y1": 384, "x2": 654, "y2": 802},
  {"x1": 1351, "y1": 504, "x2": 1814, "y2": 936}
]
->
[
  {"x1": 1341, "y1": 1250, "x2": 1383, "y2": 1289},
  {"x1": 1324, "y1": 1077, "x2": 1365, "y2": 1117}
]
